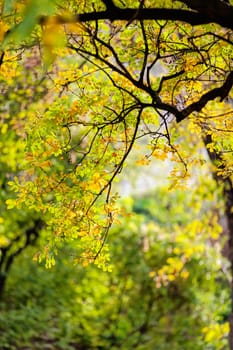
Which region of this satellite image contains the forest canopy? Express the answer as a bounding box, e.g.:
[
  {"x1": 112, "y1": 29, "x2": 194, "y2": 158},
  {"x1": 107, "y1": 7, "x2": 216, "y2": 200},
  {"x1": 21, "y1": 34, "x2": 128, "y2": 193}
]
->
[
  {"x1": 0, "y1": 0, "x2": 233, "y2": 348},
  {"x1": 0, "y1": 0, "x2": 232, "y2": 261}
]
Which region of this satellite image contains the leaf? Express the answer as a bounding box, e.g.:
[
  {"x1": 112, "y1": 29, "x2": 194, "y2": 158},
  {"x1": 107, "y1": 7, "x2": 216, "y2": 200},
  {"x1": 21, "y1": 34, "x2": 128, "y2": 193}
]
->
[
  {"x1": 42, "y1": 16, "x2": 67, "y2": 67},
  {"x1": 2, "y1": 0, "x2": 17, "y2": 15},
  {"x1": 5, "y1": 199, "x2": 17, "y2": 209},
  {"x1": 2, "y1": 0, "x2": 58, "y2": 48}
]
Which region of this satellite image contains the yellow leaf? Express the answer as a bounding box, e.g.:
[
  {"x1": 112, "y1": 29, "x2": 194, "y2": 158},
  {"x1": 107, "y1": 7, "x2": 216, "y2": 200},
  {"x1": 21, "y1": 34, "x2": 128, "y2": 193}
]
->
[
  {"x1": 42, "y1": 17, "x2": 66, "y2": 66},
  {"x1": 180, "y1": 270, "x2": 189, "y2": 279},
  {"x1": 167, "y1": 274, "x2": 176, "y2": 281},
  {"x1": 6, "y1": 198, "x2": 17, "y2": 209},
  {"x1": 135, "y1": 157, "x2": 150, "y2": 166},
  {"x1": 0, "y1": 235, "x2": 10, "y2": 247},
  {"x1": 35, "y1": 160, "x2": 52, "y2": 169},
  {"x1": 152, "y1": 149, "x2": 167, "y2": 160},
  {"x1": 1, "y1": 124, "x2": 8, "y2": 134},
  {"x1": 149, "y1": 271, "x2": 156, "y2": 278}
]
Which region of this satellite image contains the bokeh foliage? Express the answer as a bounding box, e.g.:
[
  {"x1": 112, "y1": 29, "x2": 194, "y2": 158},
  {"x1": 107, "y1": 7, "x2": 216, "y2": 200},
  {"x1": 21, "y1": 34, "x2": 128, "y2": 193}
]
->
[{"x1": 0, "y1": 187, "x2": 230, "y2": 350}]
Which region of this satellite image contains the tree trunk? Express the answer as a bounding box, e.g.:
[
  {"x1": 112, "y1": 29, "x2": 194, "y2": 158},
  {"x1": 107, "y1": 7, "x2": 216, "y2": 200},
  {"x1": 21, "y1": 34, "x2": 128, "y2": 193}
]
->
[
  {"x1": 203, "y1": 134, "x2": 233, "y2": 349},
  {"x1": 0, "y1": 219, "x2": 42, "y2": 300},
  {"x1": 224, "y1": 181, "x2": 233, "y2": 349},
  {"x1": 0, "y1": 273, "x2": 6, "y2": 300}
]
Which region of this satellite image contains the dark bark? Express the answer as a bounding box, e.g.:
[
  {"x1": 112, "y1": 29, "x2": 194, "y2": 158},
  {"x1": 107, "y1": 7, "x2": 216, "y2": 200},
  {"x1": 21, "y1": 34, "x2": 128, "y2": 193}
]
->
[
  {"x1": 39, "y1": 1, "x2": 233, "y2": 123},
  {"x1": 176, "y1": 71, "x2": 233, "y2": 122},
  {"x1": 0, "y1": 219, "x2": 43, "y2": 299},
  {"x1": 39, "y1": 0, "x2": 233, "y2": 30},
  {"x1": 0, "y1": 274, "x2": 6, "y2": 300},
  {"x1": 224, "y1": 180, "x2": 233, "y2": 349},
  {"x1": 203, "y1": 134, "x2": 233, "y2": 349}
]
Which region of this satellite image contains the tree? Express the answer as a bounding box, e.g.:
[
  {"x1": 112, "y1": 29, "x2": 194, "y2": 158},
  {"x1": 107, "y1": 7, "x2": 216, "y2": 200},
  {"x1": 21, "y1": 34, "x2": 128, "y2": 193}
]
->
[
  {"x1": 0, "y1": 50, "x2": 47, "y2": 297},
  {"x1": 0, "y1": 0, "x2": 233, "y2": 346},
  {"x1": 0, "y1": 188, "x2": 230, "y2": 349}
]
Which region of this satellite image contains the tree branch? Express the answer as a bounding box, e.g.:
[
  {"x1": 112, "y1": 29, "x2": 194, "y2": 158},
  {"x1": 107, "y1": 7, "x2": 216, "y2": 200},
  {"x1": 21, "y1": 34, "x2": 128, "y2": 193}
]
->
[
  {"x1": 176, "y1": 70, "x2": 233, "y2": 122},
  {"x1": 40, "y1": 4, "x2": 233, "y2": 30},
  {"x1": 178, "y1": 0, "x2": 233, "y2": 28},
  {"x1": 77, "y1": 8, "x2": 227, "y2": 27},
  {"x1": 101, "y1": 0, "x2": 116, "y2": 11}
]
